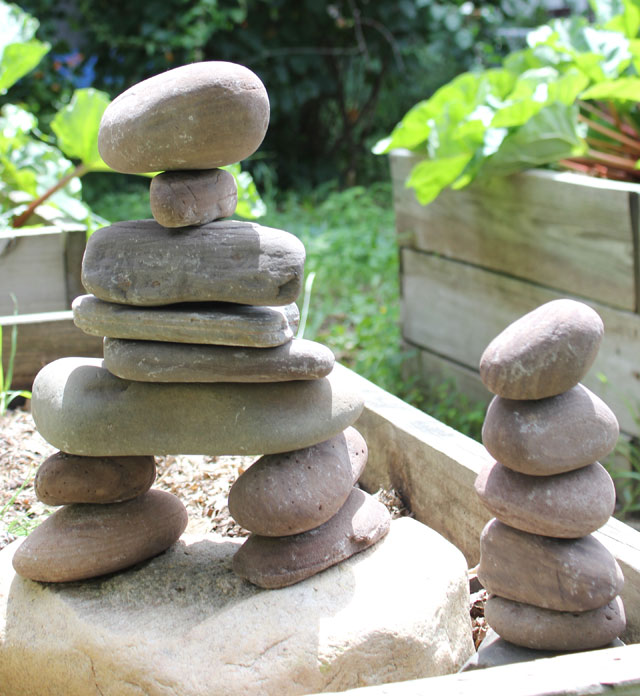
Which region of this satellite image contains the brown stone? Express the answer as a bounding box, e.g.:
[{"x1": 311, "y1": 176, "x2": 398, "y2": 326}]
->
[
  {"x1": 12, "y1": 489, "x2": 188, "y2": 582},
  {"x1": 228, "y1": 427, "x2": 368, "y2": 536},
  {"x1": 35, "y1": 451, "x2": 156, "y2": 506},
  {"x1": 478, "y1": 519, "x2": 624, "y2": 611},
  {"x1": 479, "y1": 299, "x2": 604, "y2": 400},
  {"x1": 98, "y1": 62, "x2": 269, "y2": 173},
  {"x1": 232, "y1": 488, "x2": 391, "y2": 588},
  {"x1": 475, "y1": 461, "x2": 614, "y2": 538},
  {"x1": 485, "y1": 595, "x2": 626, "y2": 651},
  {"x1": 482, "y1": 385, "x2": 619, "y2": 476},
  {"x1": 150, "y1": 168, "x2": 237, "y2": 228}
]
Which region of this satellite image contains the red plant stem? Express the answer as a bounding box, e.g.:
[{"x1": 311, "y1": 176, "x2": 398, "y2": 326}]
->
[
  {"x1": 12, "y1": 163, "x2": 89, "y2": 228},
  {"x1": 586, "y1": 148, "x2": 640, "y2": 172},
  {"x1": 586, "y1": 136, "x2": 628, "y2": 155},
  {"x1": 578, "y1": 114, "x2": 640, "y2": 154},
  {"x1": 580, "y1": 100, "x2": 640, "y2": 139}
]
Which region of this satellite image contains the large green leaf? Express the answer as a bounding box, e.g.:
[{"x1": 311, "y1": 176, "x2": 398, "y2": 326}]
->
[
  {"x1": 581, "y1": 76, "x2": 640, "y2": 99},
  {"x1": 406, "y1": 153, "x2": 473, "y2": 206}
]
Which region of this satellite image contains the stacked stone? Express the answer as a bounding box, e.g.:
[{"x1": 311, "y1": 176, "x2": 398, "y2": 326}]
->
[
  {"x1": 12, "y1": 61, "x2": 390, "y2": 586},
  {"x1": 475, "y1": 299, "x2": 626, "y2": 651}
]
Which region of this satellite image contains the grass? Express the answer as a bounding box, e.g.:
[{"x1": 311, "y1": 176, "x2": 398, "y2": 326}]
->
[{"x1": 0, "y1": 294, "x2": 31, "y2": 416}]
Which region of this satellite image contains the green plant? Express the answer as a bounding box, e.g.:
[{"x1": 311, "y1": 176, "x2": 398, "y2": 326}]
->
[{"x1": 0, "y1": 295, "x2": 31, "y2": 415}]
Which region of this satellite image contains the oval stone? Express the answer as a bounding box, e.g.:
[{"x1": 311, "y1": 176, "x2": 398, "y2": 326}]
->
[
  {"x1": 150, "y1": 168, "x2": 237, "y2": 228},
  {"x1": 82, "y1": 219, "x2": 305, "y2": 307},
  {"x1": 102, "y1": 337, "x2": 335, "y2": 382},
  {"x1": 12, "y1": 489, "x2": 188, "y2": 583},
  {"x1": 485, "y1": 595, "x2": 626, "y2": 651},
  {"x1": 479, "y1": 299, "x2": 604, "y2": 400},
  {"x1": 35, "y1": 451, "x2": 156, "y2": 506},
  {"x1": 228, "y1": 427, "x2": 368, "y2": 536},
  {"x1": 482, "y1": 384, "x2": 619, "y2": 476},
  {"x1": 32, "y1": 358, "x2": 364, "y2": 456},
  {"x1": 475, "y1": 461, "x2": 615, "y2": 538},
  {"x1": 232, "y1": 488, "x2": 391, "y2": 589},
  {"x1": 478, "y1": 519, "x2": 624, "y2": 612},
  {"x1": 98, "y1": 61, "x2": 269, "y2": 173}
]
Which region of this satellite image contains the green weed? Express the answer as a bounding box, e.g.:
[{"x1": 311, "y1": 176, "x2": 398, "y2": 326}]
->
[{"x1": 0, "y1": 294, "x2": 32, "y2": 415}]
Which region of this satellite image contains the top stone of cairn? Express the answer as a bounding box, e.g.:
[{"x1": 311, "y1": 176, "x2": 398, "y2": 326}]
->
[{"x1": 98, "y1": 62, "x2": 270, "y2": 173}]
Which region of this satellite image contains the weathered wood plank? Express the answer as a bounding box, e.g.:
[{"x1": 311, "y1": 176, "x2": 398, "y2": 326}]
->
[{"x1": 391, "y1": 150, "x2": 637, "y2": 311}]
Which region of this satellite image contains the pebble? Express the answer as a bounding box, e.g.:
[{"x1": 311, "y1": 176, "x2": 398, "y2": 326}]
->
[
  {"x1": 478, "y1": 519, "x2": 624, "y2": 612},
  {"x1": 474, "y1": 461, "x2": 614, "y2": 538},
  {"x1": 482, "y1": 384, "x2": 619, "y2": 476},
  {"x1": 228, "y1": 427, "x2": 368, "y2": 536},
  {"x1": 32, "y1": 358, "x2": 364, "y2": 457},
  {"x1": 35, "y1": 452, "x2": 156, "y2": 506},
  {"x1": 102, "y1": 337, "x2": 334, "y2": 382},
  {"x1": 485, "y1": 595, "x2": 626, "y2": 651},
  {"x1": 73, "y1": 295, "x2": 299, "y2": 348},
  {"x1": 479, "y1": 299, "x2": 604, "y2": 400},
  {"x1": 98, "y1": 61, "x2": 269, "y2": 173},
  {"x1": 150, "y1": 168, "x2": 237, "y2": 228},
  {"x1": 12, "y1": 489, "x2": 188, "y2": 582},
  {"x1": 82, "y1": 219, "x2": 304, "y2": 307},
  {"x1": 232, "y1": 488, "x2": 391, "y2": 589}
]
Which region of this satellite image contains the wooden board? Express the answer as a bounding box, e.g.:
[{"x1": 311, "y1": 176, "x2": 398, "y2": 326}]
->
[{"x1": 391, "y1": 150, "x2": 638, "y2": 311}]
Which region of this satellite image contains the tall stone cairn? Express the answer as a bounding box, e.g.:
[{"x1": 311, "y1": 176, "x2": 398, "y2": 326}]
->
[
  {"x1": 13, "y1": 62, "x2": 390, "y2": 586},
  {"x1": 475, "y1": 299, "x2": 626, "y2": 651}
]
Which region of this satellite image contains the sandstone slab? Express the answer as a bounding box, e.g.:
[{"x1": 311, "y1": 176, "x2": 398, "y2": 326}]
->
[
  {"x1": 12, "y1": 489, "x2": 187, "y2": 582},
  {"x1": 82, "y1": 219, "x2": 305, "y2": 307},
  {"x1": 32, "y1": 358, "x2": 364, "y2": 456},
  {"x1": 103, "y1": 336, "x2": 334, "y2": 382},
  {"x1": 150, "y1": 168, "x2": 237, "y2": 227},
  {"x1": 0, "y1": 518, "x2": 474, "y2": 696},
  {"x1": 35, "y1": 452, "x2": 156, "y2": 506},
  {"x1": 98, "y1": 61, "x2": 269, "y2": 173},
  {"x1": 475, "y1": 461, "x2": 615, "y2": 538},
  {"x1": 73, "y1": 295, "x2": 299, "y2": 348},
  {"x1": 478, "y1": 519, "x2": 624, "y2": 611},
  {"x1": 229, "y1": 427, "x2": 367, "y2": 536},
  {"x1": 482, "y1": 385, "x2": 619, "y2": 476},
  {"x1": 479, "y1": 299, "x2": 604, "y2": 400}
]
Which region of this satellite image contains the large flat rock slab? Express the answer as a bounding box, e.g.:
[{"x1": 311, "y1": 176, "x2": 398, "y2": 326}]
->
[{"x1": 0, "y1": 518, "x2": 474, "y2": 696}]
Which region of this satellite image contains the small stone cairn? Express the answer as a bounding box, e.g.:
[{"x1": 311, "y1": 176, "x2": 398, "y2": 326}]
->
[
  {"x1": 12, "y1": 62, "x2": 390, "y2": 586},
  {"x1": 475, "y1": 299, "x2": 626, "y2": 651}
]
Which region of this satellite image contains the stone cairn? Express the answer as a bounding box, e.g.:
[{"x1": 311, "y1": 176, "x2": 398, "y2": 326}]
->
[
  {"x1": 12, "y1": 62, "x2": 390, "y2": 587},
  {"x1": 475, "y1": 299, "x2": 626, "y2": 651}
]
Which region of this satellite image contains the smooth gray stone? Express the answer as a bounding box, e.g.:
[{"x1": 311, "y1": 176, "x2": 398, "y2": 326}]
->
[
  {"x1": 82, "y1": 219, "x2": 305, "y2": 307},
  {"x1": 98, "y1": 61, "x2": 269, "y2": 173},
  {"x1": 102, "y1": 337, "x2": 334, "y2": 382},
  {"x1": 73, "y1": 295, "x2": 299, "y2": 348},
  {"x1": 32, "y1": 358, "x2": 364, "y2": 457}
]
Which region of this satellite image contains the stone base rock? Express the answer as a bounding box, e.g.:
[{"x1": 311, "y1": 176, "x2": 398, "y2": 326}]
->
[{"x1": 0, "y1": 518, "x2": 474, "y2": 696}]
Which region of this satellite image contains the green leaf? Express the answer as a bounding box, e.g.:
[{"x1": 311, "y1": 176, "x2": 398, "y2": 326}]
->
[
  {"x1": 221, "y1": 163, "x2": 266, "y2": 220},
  {"x1": 406, "y1": 153, "x2": 473, "y2": 206},
  {"x1": 581, "y1": 76, "x2": 640, "y2": 99},
  {"x1": 601, "y1": 0, "x2": 640, "y2": 37}
]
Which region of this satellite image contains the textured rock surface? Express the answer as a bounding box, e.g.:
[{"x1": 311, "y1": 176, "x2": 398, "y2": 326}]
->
[
  {"x1": 73, "y1": 295, "x2": 299, "y2": 348},
  {"x1": 232, "y1": 488, "x2": 390, "y2": 588},
  {"x1": 479, "y1": 299, "x2": 604, "y2": 400},
  {"x1": 103, "y1": 336, "x2": 334, "y2": 382},
  {"x1": 485, "y1": 595, "x2": 626, "y2": 651},
  {"x1": 32, "y1": 358, "x2": 364, "y2": 456},
  {"x1": 475, "y1": 461, "x2": 614, "y2": 538},
  {"x1": 478, "y1": 519, "x2": 624, "y2": 611},
  {"x1": 229, "y1": 427, "x2": 368, "y2": 536},
  {"x1": 12, "y1": 489, "x2": 187, "y2": 582},
  {"x1": 82, "y1": 219, "x2": 305, "y2": 307},
  {"x1": 35, "y1": 451, "x2": 156, "y2": 506},
  {"x1": 482, "y1": 385, "x2": 619, "y2": 475},
  {"x1": 150, "y1": 168, "x2": 237, "y2": 227},
  {"x1": 0, "y1": 519, "x2": 474, "y2": 696},
  {"x1": 98, "y1": 61, "x2": 269, "y2": 173}
]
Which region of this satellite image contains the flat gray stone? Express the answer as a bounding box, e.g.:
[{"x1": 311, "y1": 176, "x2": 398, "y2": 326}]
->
[
  {"x1": 73, "y1": 295, "x2": 299, "y2": 348},
  {"x1": 150, "y1": 168, "x2": 237, "y2": 227},
  {"x1": 0, "y1": 519, "x2": 474, "y2": 695},
  {"x1": 82, "y1": 219, "x2": 305, "y2": 307},
  {"x1": 98, "y1": 61, "x2": 269, "y2": 173},
  {"x1": 32, "y1": 358, "x2": 364, "y2": 456},
  {"x1": 103, "y1": 336, "x2": 334, "y2": 382}
]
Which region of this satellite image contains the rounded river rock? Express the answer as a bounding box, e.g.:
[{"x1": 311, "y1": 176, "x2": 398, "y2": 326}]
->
[
  {"x1": 228, "y1": 427, "x2": 368, "y2": 536},
  {"x1": 98, "y1": 61, "x2": 269, "y2": 173}
]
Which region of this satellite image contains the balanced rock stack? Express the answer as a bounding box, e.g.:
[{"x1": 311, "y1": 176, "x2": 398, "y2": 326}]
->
[
  {"x1": 12, "y1": 61, "x2": 390, "y2": 586},
  {"x1": 475, "y1": 299, "x2": 625, "y2": 651}
]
